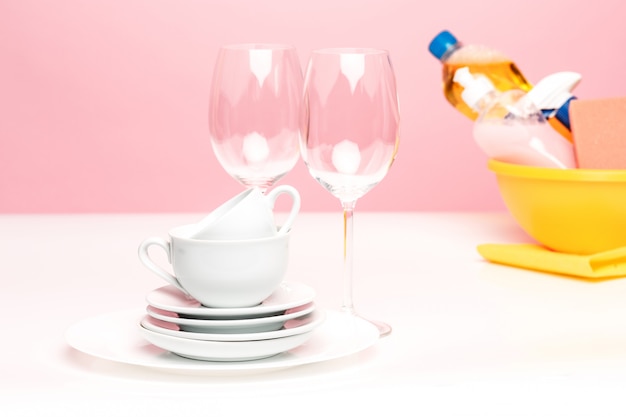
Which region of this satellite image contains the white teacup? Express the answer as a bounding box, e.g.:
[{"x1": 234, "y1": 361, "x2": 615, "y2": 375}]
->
[
  {"x1": 138, "y1": 224, "x2": 290, "y2": 308},
  {"x1": 189, "y1": 185, "x2": 300, "y2": 240}
]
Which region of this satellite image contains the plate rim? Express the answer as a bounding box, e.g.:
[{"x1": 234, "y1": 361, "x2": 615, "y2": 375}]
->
[
  {"x1": 145, "y1": 281, "x2": 316, "y2": 318},
  {"x1": 140, "y1": 309, "x2": 325, "y2": 341},
  {"x1": 145, "y1": 302, "x2": 315, "y2": 328}
]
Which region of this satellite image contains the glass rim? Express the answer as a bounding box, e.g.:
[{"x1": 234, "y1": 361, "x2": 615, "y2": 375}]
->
[
  {"x1": 219, "y1": 43, "x2": 297, "y2": 51},
  {"x1": 311, "y1": 47, "x2": 389, "y2": 55}
]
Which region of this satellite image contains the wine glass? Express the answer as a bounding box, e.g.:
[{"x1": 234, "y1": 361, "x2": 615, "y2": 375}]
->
[
  {"x1": 300, "y1": 48, "x2": 400, "y2": 336},
  {"x1": 208, "y1": 44, "x2": 303, "y2": 193}
]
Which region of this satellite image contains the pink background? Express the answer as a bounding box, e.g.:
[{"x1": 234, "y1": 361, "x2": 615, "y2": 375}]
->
[{"x1": 2, "y1": 0, "x2": 625, "y2": 213}]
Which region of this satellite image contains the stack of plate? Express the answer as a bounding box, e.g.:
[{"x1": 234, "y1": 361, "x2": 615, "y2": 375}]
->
[{"x1": 139, "y1": 281, "x2": 324, "y2": 362}]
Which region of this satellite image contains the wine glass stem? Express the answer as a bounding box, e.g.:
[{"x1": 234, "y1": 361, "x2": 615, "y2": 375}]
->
[
  {"x1": 341, "y1": 200, "x2": 393, "y2": 338},
  {"x1": 342, "y1": 200, "x2": 356, "y2": 314}
]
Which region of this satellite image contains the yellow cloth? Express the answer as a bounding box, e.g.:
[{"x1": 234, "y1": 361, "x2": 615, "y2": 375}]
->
[{"x1": 477, "y1": 243, "x2": 626, "y2": 279}]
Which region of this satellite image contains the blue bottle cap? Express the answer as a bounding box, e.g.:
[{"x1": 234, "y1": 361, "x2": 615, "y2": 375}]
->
[{"x1": 428, "y1": 30, "x2": 459, "y2": 61}]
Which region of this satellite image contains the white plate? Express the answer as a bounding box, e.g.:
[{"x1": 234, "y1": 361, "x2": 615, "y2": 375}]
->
[
  {"x1": 138, "y1": 325, "x2": 317, "y2": 362},
  {"x1": 146, "y1": 281, "x2": 316, "y2": 319},
  {"x1": 146, "y1": 302, "x2": 315, "y2": 334},
  {"x1": 141, "y1": 310, "x2": 325, "y2": 342},
  {"x1": 65, "y1": 309, "x2": 380, "y2": 374}
]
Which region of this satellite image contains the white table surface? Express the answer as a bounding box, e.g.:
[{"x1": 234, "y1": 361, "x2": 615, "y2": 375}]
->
[{"x1": 2, "y1": 212, "x2": 626, "y2": 416}]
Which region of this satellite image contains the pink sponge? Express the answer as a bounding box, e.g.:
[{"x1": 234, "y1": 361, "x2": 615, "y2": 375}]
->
[{"x1": 570, "y1": 96, "x2": 626, "y2": 169}]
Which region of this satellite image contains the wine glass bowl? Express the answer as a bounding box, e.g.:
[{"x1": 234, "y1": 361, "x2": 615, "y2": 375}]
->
[
  {"x1": 301, "y1": 48, "x2": 399, "y2": 202},
  {"x1": 209, "y1": 44, "x2": 303, "y2": 191},
  {"x1": 300, "y1": 48, "x2": 400, "y2": 336}
]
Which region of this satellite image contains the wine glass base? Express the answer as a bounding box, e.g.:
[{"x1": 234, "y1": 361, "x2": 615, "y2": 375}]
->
[
  {"x1": 341, "y1": 307, "x2": 392, "y2": 338},
  {"x1": 368, "y1": 318, "x2": 392, "y2": 338}
]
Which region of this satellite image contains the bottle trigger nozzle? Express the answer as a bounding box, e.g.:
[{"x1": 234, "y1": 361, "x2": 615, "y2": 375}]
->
[{"x1": 526, "y1": 72, "x2": 582, "y2": 110}]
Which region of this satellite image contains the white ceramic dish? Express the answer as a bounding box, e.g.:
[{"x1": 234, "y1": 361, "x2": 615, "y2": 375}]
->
[
  {"x1": 145, "y1": 281, "x2": 316, "y2": 319},
  {"x1": 65, "y1": 308, "x2": 379, "y2": 374},
  {"x1": 138, "y1": 324, "x2": 317, "y2": 362},
  {"x1": 141, "y1": 309, "x2": 325, "y2": 342},
  {"x1": 146, "y1": 302, "x2": 315, "y2": 334}
]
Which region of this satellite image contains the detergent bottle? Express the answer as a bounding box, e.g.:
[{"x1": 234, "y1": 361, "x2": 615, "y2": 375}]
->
[
  {"x1": 428, "y1": 30, "x2": 533, "y2": 120},
  {"x1": 453, "y1": 67, "x2": 577, "y2": 169}
]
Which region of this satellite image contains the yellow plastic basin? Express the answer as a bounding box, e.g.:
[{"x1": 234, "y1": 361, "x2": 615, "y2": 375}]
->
[{"x1": 488, "y1": 159, "x2": 626, "y2": 255}]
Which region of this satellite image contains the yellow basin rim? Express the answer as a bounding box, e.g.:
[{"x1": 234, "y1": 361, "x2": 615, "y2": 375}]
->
[{"x1": 488, "y1": 160, "x2": 626, "y2": 182}]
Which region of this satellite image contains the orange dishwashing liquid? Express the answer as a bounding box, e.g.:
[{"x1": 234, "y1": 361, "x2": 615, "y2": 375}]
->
[{"x1": 429, "y1": 30, "x2": 533, "y2": 120}]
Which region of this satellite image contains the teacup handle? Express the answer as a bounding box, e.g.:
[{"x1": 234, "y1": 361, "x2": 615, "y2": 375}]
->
[
  {"x1": 138, "y1": 237, "x2": 190, "y2": 296},
  {"x1": 265, "y1": 185, "x2": 301, "y2": 235}
]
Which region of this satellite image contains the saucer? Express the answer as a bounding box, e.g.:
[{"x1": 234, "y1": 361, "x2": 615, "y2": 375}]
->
[
  {"x1": 140, "y1": 310, "x2": 325, "y2": 342},
  {"x1": 138, "y1": 323, "x2": 317, "y2": 362},
  {"x1": 146, "y1": 281, "x2": 316, "y2": 319},
  {"x1": 146, "y1": 302, "x2": 315, "y2": 334}
]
